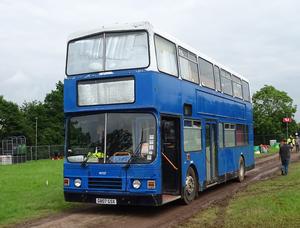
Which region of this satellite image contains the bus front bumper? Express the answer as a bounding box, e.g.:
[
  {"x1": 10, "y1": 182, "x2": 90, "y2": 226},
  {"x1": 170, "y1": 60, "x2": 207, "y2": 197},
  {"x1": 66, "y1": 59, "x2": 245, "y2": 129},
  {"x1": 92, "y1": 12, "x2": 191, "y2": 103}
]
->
[{"x1": 64, "y1": 192, "x2": 162, "y2": 206}]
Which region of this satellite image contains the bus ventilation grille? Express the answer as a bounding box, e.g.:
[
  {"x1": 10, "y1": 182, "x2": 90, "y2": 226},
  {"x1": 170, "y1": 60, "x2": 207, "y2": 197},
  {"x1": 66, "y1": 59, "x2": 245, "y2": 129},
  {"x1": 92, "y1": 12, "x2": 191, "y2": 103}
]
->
[{"x1": 88, "y1": 177, "x2": 122, "y2": 190}]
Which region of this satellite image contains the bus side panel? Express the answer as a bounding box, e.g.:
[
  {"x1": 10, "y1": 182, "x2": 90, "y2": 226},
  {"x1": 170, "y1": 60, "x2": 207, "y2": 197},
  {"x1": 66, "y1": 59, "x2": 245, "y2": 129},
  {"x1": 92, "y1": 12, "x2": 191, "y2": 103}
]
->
[
  {"x1": 153, "y1": 72, "x2": 182, "y2": 114},
  {"x1": 180, "y1": 148, "x2": 206, "y2": 191},
  {"x1": 196, "y1": 89, "x2": 246, "y2": 120},
  {"x1": 217, "y1": 148, "x2": 227, "y2": 177},
  {"x1": 64, "y1": 78, "x2": 77, "y2": 112}
]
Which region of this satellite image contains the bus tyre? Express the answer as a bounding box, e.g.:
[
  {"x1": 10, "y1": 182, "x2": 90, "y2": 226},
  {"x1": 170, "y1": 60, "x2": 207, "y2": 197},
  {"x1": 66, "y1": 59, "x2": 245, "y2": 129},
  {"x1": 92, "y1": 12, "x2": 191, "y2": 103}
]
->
[
  {"x1": 182, "y1": 167, "x2": 198, "y2": 205},
  {"x1": 237, "y1": 157, "x2": 245, "y2": 182}
]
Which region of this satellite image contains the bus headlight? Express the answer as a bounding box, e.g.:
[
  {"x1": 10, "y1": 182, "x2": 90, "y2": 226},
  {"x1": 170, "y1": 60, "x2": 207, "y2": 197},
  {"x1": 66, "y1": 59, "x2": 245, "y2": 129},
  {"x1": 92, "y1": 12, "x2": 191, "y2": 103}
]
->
[
  {"x1": 132, "y1": 180, "x2": 141, "y2": 189},
  {"x1": 74, "y1": 178, "x2": 82, "y2": 188}
]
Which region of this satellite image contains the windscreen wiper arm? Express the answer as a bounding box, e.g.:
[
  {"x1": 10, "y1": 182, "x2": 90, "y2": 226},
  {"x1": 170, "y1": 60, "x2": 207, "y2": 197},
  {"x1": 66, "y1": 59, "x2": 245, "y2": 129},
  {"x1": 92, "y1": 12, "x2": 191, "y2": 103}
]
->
[
  {"x1": 124, "y1": 129, "x2": 144, "y2": 168},
  {"x1": 81, "y1": 155, "x2": 89, "y2": 167}
]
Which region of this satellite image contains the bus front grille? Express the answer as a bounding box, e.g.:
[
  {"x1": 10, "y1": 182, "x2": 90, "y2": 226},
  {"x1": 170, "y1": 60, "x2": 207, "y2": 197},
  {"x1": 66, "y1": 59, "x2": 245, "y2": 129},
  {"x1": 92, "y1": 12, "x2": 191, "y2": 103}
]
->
[{"x1": 88, "y1": 177, "x2": 122, "y2": 190}]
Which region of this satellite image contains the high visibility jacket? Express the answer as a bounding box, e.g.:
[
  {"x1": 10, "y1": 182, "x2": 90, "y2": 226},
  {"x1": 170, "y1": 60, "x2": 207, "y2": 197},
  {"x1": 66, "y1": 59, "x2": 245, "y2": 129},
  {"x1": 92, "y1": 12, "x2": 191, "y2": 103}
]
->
[
  {"x1": 287, "y1": 138, "x2": 295, "y2": 146},
  {"x1": 87, "y1": 151, "x2": 104, "y2": 158}
]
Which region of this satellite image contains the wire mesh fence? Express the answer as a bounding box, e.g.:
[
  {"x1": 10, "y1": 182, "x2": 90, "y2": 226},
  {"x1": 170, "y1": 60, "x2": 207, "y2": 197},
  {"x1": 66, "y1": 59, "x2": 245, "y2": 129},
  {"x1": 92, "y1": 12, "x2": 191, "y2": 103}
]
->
[
  {"x1": 0, "y1": 144, "x2": 64, "y2": 164},
  {"x1": 254, "y1": 134, "x2": 284, "y2": 146},
  {"x1": 25, "y1": 145, "x2": 64, "y2": 161}
]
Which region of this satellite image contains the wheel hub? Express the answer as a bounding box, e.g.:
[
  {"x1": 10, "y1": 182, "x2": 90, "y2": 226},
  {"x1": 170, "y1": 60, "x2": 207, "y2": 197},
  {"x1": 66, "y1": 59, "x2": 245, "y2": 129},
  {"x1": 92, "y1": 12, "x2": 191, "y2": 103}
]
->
[
  {"x1": 240, "y1": 166, "x2": 244, "y2": 176},
  {"x1": 185, "y1": 176, "x2": 195, "y2": 194}
]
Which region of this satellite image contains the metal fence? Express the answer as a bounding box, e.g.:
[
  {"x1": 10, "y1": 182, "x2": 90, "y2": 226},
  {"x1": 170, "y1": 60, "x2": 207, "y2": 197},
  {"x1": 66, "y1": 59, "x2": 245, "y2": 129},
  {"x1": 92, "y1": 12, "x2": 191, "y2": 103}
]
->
[
  {"x1": 254, "y1": 134, "x2": 284, "y2": 146},
  {"x1": 25, "y1": 145, "x2": 64, "y2": 161},
  {"x1": 0, "y1": 144, "x2": 64, "y2": 164}
]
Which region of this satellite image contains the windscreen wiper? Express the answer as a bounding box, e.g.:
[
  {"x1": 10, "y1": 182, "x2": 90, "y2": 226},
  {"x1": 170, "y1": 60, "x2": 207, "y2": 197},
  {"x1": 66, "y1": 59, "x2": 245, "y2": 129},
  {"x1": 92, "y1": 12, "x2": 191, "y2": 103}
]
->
[
  {"x1": 124, "y1": 129, "x2": 144, "y2": 168},
  {"x1": 81, "y1": 154, "x2": 89, "y2": 167},
  {"x1": 81, "y1": 148, "x2": 95, "y2": 167}
]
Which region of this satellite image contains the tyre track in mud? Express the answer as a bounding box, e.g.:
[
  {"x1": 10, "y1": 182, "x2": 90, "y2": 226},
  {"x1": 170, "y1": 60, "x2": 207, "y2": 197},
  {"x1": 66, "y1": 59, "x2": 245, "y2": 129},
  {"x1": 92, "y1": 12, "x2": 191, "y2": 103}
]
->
[{"x1": 15, "y1": 152, "x2": 300, "y2": 228}]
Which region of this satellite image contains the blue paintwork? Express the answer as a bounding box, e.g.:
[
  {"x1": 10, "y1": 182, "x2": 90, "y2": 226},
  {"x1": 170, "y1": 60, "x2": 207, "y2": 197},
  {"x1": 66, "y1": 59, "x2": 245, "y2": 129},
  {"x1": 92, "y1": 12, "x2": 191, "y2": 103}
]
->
[{"x1": 64, "y1": 69, "x2": 254, "y2": 202}]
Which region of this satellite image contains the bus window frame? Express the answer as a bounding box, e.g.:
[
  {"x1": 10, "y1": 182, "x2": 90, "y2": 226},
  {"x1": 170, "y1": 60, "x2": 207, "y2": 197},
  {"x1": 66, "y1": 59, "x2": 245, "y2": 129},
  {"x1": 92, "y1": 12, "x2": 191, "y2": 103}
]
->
[
  {"x1": 154, "y1": 34, "x2": 179, "y2": 78},
  {"x1": 224, "y1": 123, "x2": 236, "y2": 148},
  {"x1": 178, "y1": 46, "x2": 200, "y2": 85},
  {"x1": 218, "y1": 122, "x2": 224, "y2": 148},
  {"x1": 198, "y1": 57, "x2": 215, "y2": 90},
  {"x1": 183, "y1": 118, "x2": 202, "y2": 152},
  {"x1": 235, "y1": 124, "x2": 249, "y2": 146},
  {"x1": 65, "y1": 29, "x2": 151, "y2": 77},
  {"x1": 231, "y1": 75, "x2": 243, "y2": 100},
  {"x1": 220, "y1": 69, "x2": 233, "y2": 96},
  {"x1": 76, "y1": 76, "x2": 136, "y2": 107},
  {"x1": 242, "y1": 80, "x2": 251, "y2": 102},
  {"x1": 213, "y1": 65, "x2": 222, "y2": 92},
  {"x1": 66, "y1": 111, "x2": 158, "y2": 165}
]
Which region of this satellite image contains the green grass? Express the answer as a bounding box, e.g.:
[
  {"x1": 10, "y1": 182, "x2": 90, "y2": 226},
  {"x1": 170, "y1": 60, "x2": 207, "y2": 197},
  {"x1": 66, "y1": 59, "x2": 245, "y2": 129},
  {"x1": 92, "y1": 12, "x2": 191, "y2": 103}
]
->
[
  {"x1": 255, "y1": 146, "x2": 279, "y2": 158},
  {"x1": 180, "y1": 162, "x2": 300, "y2": 228},
  {"x1": 0, "y1": 160, "x2": 75, "y2": 226},
  {"x1": 177, "y1": 207, "x2": 220, "y2": 228}
]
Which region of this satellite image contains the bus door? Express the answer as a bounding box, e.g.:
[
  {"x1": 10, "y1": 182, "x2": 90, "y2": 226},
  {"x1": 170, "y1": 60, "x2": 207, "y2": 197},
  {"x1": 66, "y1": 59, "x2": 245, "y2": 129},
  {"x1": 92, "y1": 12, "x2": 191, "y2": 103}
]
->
[
  {"x1": 205, "y1": 121, "x2": 218, "y2": 184},
  {"x1": 161, "y1": 116, "x2": 181, "y2": 195}
]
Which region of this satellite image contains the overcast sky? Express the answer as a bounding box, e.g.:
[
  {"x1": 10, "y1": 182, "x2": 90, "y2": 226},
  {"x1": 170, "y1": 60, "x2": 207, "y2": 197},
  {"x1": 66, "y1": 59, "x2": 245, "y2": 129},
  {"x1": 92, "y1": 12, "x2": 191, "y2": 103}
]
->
[{"x1": 0, "y1": 0, "x2": 299, "y2": 120}]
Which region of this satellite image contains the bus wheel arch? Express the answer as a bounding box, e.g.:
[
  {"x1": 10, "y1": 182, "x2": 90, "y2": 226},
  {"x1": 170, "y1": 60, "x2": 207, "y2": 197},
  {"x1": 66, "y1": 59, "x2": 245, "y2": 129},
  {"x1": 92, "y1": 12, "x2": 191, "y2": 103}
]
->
[
  {"x1": 182, "y1": 165, "x2": 199, "y2": 205},
  {"x1": 237, "y1": 155, "x2": 245, "y2": 182}
]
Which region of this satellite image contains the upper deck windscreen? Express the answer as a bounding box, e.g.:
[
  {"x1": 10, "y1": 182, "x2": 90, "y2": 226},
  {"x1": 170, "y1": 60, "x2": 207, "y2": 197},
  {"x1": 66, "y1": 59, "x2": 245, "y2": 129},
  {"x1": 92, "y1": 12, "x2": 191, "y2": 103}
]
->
[{"x1": 66, "y1": 31, "x2": 149, "y2": 75}]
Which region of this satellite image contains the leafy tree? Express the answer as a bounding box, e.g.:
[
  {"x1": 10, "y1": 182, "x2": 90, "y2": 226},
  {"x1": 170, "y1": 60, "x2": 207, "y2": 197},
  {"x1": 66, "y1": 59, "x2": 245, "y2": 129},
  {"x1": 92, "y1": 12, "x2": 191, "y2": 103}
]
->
[
  {"x1": 0, "y1": 81, "x2": 64, "y2": 146},
  {"x1": 43, "y1": 81, "x2": 64, "y2": 144},
  {"x1": 21, "y1": 100, "x2": 47, "y2": 145},
  {"x1": 253, "y1": 85, "x2": 297, "y2": 144},
  {"x1": 21, "y1": 81, "x2": 64, "y2": 145},
  {"x1": 0, "y1": 96, "x2": 26, "y2": 139}
]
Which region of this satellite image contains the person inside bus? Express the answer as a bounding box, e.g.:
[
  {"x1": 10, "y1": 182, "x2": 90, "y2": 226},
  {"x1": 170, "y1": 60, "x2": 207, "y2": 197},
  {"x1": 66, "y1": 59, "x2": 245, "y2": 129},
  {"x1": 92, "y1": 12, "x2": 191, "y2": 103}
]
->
[{"x1": 279, "y1": 139, "x2": 291, "y2": 175}]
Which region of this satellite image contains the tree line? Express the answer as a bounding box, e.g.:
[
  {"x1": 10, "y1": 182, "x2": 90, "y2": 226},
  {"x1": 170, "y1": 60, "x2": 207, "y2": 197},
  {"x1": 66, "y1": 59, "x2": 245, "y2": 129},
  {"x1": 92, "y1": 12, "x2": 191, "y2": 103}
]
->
[
  {"x1": 0, "y1": 81, "x2": 63, "y2": 146},
  {"x1": 253, "y1": 85, "x2": 299, "y2": 145},
  {"x1": 0, "y1": 81, "x2": 298, "y2": 146}
]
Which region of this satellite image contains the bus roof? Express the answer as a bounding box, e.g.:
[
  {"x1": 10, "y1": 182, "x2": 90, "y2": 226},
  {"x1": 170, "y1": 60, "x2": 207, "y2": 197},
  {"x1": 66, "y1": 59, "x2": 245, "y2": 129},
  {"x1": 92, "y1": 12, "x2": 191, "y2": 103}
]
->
[
  {"x1": 68, "y1": 21, "x2": 249, "y2": 83},
  {"x1": 68, "y1": 21, "x2": 152, "y2": 41}
]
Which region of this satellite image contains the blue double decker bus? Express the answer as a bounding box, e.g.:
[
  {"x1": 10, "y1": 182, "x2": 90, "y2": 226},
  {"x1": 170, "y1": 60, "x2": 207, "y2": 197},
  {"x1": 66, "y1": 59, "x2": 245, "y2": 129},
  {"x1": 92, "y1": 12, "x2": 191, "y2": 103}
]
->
[{"x1": 63, "y1": 22, "x2": 254, "y2": 206}]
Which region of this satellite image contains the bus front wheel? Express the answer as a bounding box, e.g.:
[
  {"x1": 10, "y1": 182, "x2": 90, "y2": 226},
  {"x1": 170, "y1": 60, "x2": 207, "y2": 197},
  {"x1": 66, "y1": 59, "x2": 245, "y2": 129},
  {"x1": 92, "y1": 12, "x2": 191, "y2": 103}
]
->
[
  {"x1": 182, "y1": 167, "x2": 198, "y2": 205},
  {"x1": 237, "y1": 157, "x2": 245, "y2": 182}
]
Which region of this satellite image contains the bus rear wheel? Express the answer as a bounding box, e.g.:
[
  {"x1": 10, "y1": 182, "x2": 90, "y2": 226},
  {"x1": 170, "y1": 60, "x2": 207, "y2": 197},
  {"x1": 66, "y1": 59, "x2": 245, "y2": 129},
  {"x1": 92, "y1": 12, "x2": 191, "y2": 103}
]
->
[
  {"x1": 182, "y1": 167, "x2": 198, "y2": 205},
  {"x1": 237, "y1": 157, "x2": 245, "y2": 182}
]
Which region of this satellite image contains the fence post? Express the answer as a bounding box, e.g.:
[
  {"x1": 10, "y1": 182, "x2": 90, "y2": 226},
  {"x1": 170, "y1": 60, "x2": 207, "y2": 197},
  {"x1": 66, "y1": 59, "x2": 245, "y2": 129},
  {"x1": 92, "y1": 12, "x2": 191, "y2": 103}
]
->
[
  {"x1": 31, "y1": 147, "x2": 33, "y2": 161},
  {"x1": 35, "y1": 146, "x2": 37, "y2": 160},
  {"x1": 48, "y1": 145, "x2": 51, "y2": 159}
]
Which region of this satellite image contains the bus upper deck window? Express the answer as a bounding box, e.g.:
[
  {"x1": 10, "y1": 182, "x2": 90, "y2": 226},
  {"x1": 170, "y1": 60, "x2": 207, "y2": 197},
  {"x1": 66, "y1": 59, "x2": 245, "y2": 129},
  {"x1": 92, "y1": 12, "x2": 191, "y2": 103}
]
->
[
  {"x1": 67, "y1": 31, "x2": 149, "y2": 76},
  {"x1": 199, "y1": 58, "x2": 215, "y2": 89},
  {"x1": 242, "y1": 80, "x2": 251, "y2": 101},
  {"x1": 154, "y1": 35, "x2": 178, "y2": 77},
  {"x1": 220, "y1": 69, "x2": 233, "y2": 96}
]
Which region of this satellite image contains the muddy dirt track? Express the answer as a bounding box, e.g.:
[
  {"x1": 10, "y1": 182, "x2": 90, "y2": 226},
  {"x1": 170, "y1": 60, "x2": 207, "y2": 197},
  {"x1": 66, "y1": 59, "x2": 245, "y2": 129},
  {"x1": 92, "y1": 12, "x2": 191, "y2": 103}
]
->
[{"x1": 16, "y1": 152, "x2": 300, "y2": 228}]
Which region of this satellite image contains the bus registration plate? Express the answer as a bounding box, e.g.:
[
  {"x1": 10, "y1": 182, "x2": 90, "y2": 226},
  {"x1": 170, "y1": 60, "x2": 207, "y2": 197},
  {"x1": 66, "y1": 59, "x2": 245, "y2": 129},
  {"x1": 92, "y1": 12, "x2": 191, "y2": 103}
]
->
[{"x1": 96, "y1": 198, "x2": 117, "y2": 205}]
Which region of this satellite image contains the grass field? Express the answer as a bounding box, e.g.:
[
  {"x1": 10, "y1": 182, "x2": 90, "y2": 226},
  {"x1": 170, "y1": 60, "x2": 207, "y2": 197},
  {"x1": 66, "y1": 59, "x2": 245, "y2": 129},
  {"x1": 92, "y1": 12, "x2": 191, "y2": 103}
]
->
[
  {"x1": 179, "y1": 161, "x2": 300, "y2": 227},
  {"x1": 0, "y1": 160, "x2": 74, "y2": 226}
]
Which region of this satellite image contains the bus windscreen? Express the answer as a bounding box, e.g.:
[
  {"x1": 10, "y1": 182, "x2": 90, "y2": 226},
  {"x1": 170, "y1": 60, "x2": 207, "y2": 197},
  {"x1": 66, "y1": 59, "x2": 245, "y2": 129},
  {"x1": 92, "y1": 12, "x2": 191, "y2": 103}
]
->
[
  {"x1": 67, "y1": 113, "x2": 156, "y2": 164},
  {"x1": 66, "y1": 31, "x2": 149, "y2": 75}
]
